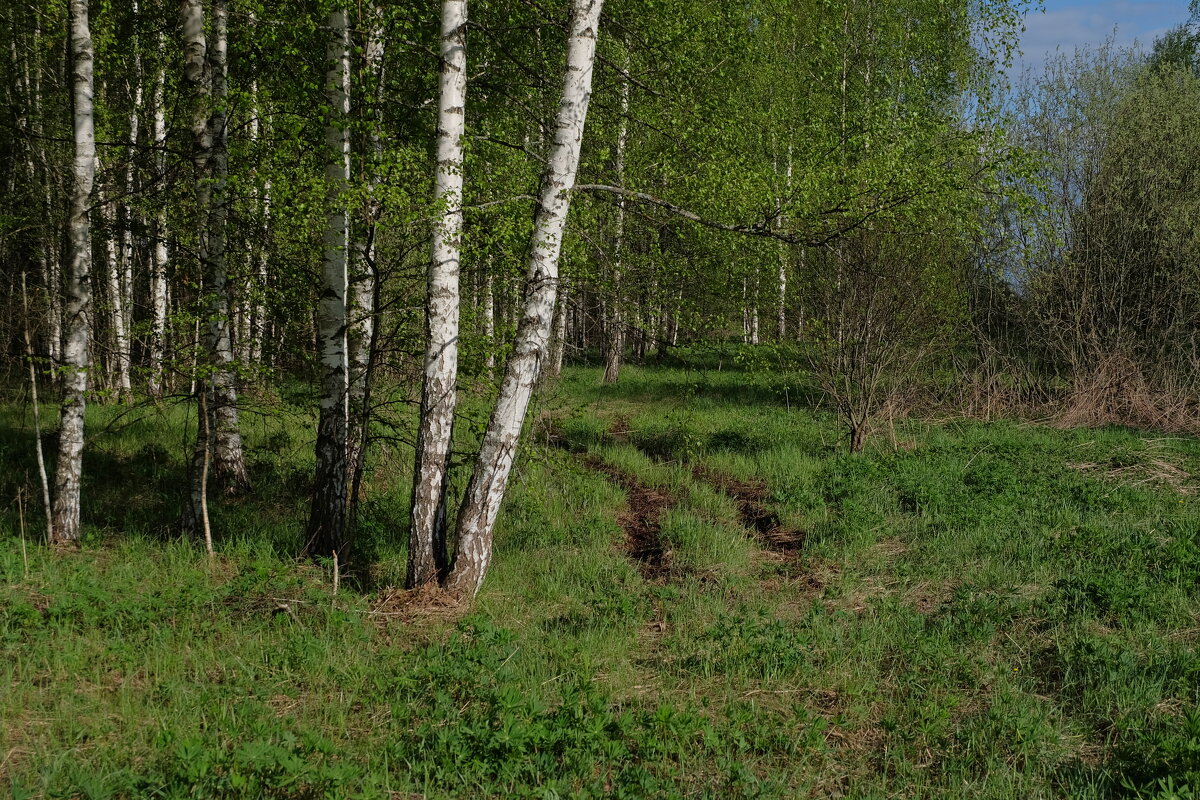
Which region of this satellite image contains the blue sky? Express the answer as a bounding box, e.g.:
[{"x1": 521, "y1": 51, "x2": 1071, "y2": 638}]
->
[{"x1": 1019, "y1": 1, "x2": 1192, "y2": 66}]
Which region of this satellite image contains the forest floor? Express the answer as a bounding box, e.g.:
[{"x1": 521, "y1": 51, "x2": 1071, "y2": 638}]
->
[{"x1": 3, "y1": 364, "x2": 1200, "y2": 798}]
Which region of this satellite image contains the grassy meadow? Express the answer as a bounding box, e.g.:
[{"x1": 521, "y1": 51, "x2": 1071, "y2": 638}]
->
[{"x1": 3, "y1": 363, "x2": 1200, "y2": 798}]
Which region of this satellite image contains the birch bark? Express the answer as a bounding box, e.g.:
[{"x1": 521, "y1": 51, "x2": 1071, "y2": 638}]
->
[
  {"x1": 348, "y1": 5, "x2": 384, "y2": 491},
  {"x1": 602, "y1": 57, "x2": 630, "y2": 385},
  {"x1": 121, "y1": 6, "x2": 142, "y2": 391},
  {"x1": 482, "y1": 269, "x2": 496, "y2": 381},
  {"x1": 52, "y1": 0, "x2": 97, "y2": 543},
  {"x1": 246, "y1": 24, "x2": 271, "y2": 369},
  {"x1": 749, "y1": 272, "x2": 760, "y2": 345},
  {"x1": 148, "y1": 62, "x2": 168, "y2": 397},
  {"x1": 409, "y1": 0, "x2": 468, "y2": 588},
  {"x1": 445, "y1": 0, "x2": 605, "y2": 598},
  {"x1": 250, "y1": 174, "x2": 271, "y2": 365},
  {"x1": 102, "y1": 184, "x2": 132, "y2": 401},
  {"x1": 204, "y1": 0, "x2": 248, "y2": 490},
  {"x1": 305, "y1": 8, "x2": 352, "y2": 558},
  {"x1": 776, "y1": 144, "x2": 793, "y2": 340},
  {"x1": 181, "y1": 0, "x2": 211, "y2": 533}
]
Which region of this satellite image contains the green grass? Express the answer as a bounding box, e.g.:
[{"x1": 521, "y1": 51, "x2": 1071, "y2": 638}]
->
[{"x1": 3, "y1": 365, "x2": 1200, "y2": 798}]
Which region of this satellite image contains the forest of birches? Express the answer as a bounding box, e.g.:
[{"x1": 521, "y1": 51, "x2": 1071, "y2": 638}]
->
[{"x1": 4, "y1": 0, "x2": 1200, "y2": 596}]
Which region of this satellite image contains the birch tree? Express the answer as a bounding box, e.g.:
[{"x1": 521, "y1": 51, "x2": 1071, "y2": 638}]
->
[
  {"x1": 183, "y1": 0, "x2": 248, "y2": 509},
  {"x1": 52, "y1": 0, "x2": 97, "y2": 543},
  {"x1": 182, "y1": 0, "x2": 210, "y2": 532},
  {"x1": 602, "y1": 54, "x2": 630, "y2": 385},
  {"x1": 444, "y1": 0, "x2": 605, "y2": 598},
  {"x1": 100, "y1": 178, "x2": 132, "y2": 401},
  {"x1": 305, "y1": 8, "x2": 352, "y2": 558},
  {"x1": 409, "y1": 0, "x2": 468, "y2": 588},
  {"x1": 148, "y1": 58, "x2": 169, "y2": 398},
  {"x1": 205, "y1": 0, "x2": 248, "y2": 490},
  {"x1": 348, "y1": 4, "x2": 384, "y2": 500},
  {"x1": 120, "y1": 3, "x2": 142, "y2": 397}
]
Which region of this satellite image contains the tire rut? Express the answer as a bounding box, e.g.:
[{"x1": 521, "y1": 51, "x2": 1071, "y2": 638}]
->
[
  {"x1": 582, "y1": 455, "x2": 677, "y2": 581},
  {"x1": 691, "y1": 465, "x2": 806, "y2": 553}
]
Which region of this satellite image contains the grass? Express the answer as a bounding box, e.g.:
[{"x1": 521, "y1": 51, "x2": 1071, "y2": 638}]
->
[{"x1": 2, "y1": 363, "x2": 1200, "y2": 798}]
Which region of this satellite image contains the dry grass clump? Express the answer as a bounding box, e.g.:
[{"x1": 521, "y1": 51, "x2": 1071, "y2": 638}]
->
[
  {"x1": 1054, "y1": 354, "x2": 1200, "y2": 434},
  {"x1": 1067, "y1": 438, "x2": 1198, "y2": 496},
  {"x1": 367, "y1": 583, "x2": 466, "y2": 624}
]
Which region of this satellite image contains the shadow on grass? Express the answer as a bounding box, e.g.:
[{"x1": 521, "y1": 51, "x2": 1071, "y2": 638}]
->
[
  {"x1": 568, "y1": 366, "x2": 825, "y2": 410},
  {"x1": 0, "y1": 414, "x2": 408, "y2": 593}
]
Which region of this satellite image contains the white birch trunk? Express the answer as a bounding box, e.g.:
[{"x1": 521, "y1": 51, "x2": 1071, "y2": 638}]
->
[
  {"x1": 234, "y1": 74, "x2": 264, "y2": 368},
  {"x1": 148, "y1": 64, "x2": 169, "y2": 397},
  {"x1": 348, "y1": 6, "x2": 384, "y2": 491},
  {"x1": 246, "y1": 36, "x2": 270, "y2": 368},
  {"x1": 250, "y1": 176, "x2": 271, "y2": 365},
  {"x1": 602, "y1": 58, "x2": 630, "y2": 385},
  {"x1": 750, "y1": 273, "x2": 760, "y2": 346},
  {"x1": 182, "y1": 0, "x2": 211, "y2": 531},
  {"x1": 409, "y1": 0, "x2": 468, "y2": 588},
  {"x1": 305, "y1": 9, "x2": 352, "y2": 558},
  {"x1": 52, "y1": 0, "x2": 97, "y2": 543},
  {"x1": 445, "y1": 0, "x2": 604, "y2": 598},
  {"x1": 742, "y1": 277, "x2": 749, "y2": 342},
  {"x1": 121, "y1": 7, "x2": 141, "y2": 376},
  {"x1": 102, "y1": 185, "x2": 132, "y2": 400},
  {"x1": 205, "y1": 0, "x2": 247, "y2": 489},
  {"x1": 777, "y1": 251, "x2": 788, "y2": 340},
  {"x1": 482, "y1": 269, "x2": 496, "y2": 381},
  {"x1": 776, "y1": 145, "x2": 792, "y2": 340}
]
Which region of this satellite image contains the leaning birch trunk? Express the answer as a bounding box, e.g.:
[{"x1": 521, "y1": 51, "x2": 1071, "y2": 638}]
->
[
  {"x1": 305, "y1": 9, "x2": 352, "y2": 558},
  {"x1": 408, "y1": 0, "x2": 467, "y2": 588},
  {"x1": 52, "y1": 0, "x2": 96, "y2": 543},
  {"x1": 148, "y1": 63, "x2": 169, "y2": 397},
  {"x1": 204, "y1": 0, "x2": 248, "y2": 491},
  {"x1": 602, "y1": 54, "x2": 630, "y2": 385},
  {"x1": 445, "y1": 0, "x2": 604, "y2": 598}
]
